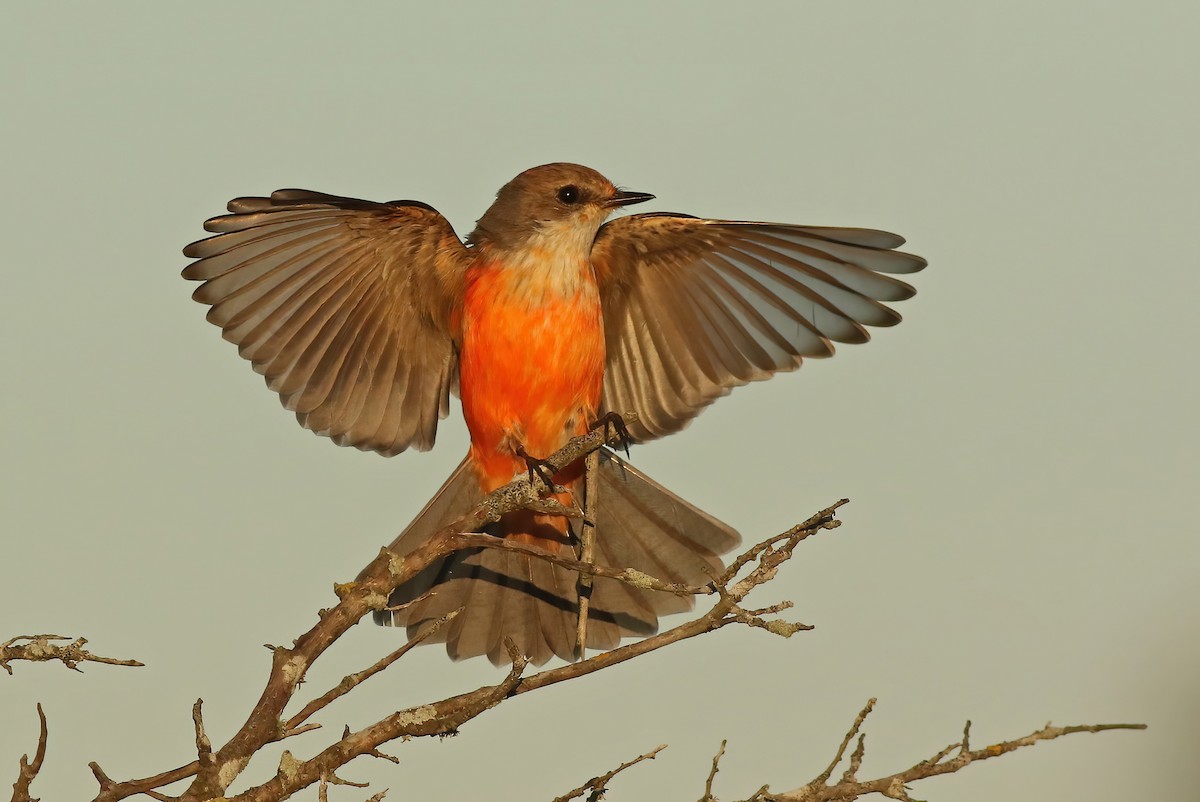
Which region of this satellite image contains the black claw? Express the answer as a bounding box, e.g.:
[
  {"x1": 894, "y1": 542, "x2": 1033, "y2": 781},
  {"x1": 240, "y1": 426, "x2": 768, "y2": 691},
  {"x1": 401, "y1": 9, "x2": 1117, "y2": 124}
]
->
[
  {"x1": 589, "y1": 411, "x2": 632, "y2": 457},
  {"x1": 516, "y1": 446, "x2": 559, "y2": 491}
]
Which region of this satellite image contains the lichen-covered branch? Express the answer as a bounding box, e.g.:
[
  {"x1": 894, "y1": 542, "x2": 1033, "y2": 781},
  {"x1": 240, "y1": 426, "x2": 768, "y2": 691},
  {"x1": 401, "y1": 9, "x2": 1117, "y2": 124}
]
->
[{"x1": 1, "y1": 636, "x2": 143, "y2": 675}]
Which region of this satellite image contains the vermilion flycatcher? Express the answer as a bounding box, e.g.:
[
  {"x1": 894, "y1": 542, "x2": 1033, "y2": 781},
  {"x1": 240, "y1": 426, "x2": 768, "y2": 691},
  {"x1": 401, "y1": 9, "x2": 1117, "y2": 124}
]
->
[{"x1": 182, "y1": 163, "x2": 925, "y2": 665}]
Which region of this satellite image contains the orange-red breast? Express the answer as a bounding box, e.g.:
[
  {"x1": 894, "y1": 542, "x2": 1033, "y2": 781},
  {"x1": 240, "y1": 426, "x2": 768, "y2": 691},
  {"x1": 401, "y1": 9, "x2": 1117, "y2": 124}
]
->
[{"x1": 182, "y1": 163, "x2": 926, "y2": 665}]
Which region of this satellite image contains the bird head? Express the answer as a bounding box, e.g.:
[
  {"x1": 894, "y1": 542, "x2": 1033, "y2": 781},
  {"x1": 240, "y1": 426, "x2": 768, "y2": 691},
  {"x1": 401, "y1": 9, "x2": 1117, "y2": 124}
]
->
[{"x1": 468, "y1": 163, "x2": 653, "y2": 254}]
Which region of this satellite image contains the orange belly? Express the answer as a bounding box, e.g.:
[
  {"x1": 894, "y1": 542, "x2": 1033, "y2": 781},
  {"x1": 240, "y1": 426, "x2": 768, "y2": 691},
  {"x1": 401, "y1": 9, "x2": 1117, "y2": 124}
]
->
[{"x1": 459, "y1": 260, "x2": 605, "y2": 499}]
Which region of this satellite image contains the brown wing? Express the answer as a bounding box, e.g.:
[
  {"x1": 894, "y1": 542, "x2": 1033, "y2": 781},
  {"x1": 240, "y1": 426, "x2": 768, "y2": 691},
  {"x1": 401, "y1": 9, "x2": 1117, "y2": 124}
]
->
[
  {"x1": 182, "y1": 189, "x2": 470, "y2": 456},
  {"x1": 591, "y1": 213, "x2": 927, "y2": 442}
]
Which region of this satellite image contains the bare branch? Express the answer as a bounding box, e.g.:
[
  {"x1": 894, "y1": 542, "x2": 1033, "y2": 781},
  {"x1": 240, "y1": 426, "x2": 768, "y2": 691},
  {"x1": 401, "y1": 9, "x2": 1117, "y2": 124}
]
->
[
  {"x1": 83, "y1": 426, "x2": 636, "y2": 802},
  {"x1": 717, "y1": 700, "x2": 1147, "y2": 802},
  {"x1": 575, "y1": 447, "x2": 601, "y2": 660},
  {"x1": 88, "y1": 492, "x2": 835, "y2": 802},
  {"x1": 284, "y1": 610, "x2": 460, "y2": 733},
  {"x1": 552, "y1": 744, "x2": 667, "y2": 802},
  {"x1": 720, "y1": 500, "x2": 849, "y2": 584},
  {"x1": 10, "y1": 704, "x2": 48, "y2": 802},
  {"x1": 838, "y1": 735, "x2": 866, "y2": 786},
  {"x1": 699, "y1": 740, "x2": 726, "y2": 802},
  {"x1": 60, "y1": 415, "x2": 1138, "y2": 802},
  {"x1": 813, "y1": 699, "x2": 874, "y2": 787},
  {"x1": 89, "y1": 759, "x2": 194, "y2": 802},
  {"x1": 513, "y1": 502, "x2": 840, "y2": 697},
  {"x1": 85, "y1": 425, "x2": 637, "y2": 802},
  {"x1": 191, "y1": 699, "x2": 218, "y2": 794},
  {"x1": 225, "y1": 647, "x2": 530, "y2": 802},
  {"x1": 1, "y1": 636, "x2": 143, "y2": 675},
  {"x1": 443, "y1": 532, "x2": 710, "y2": 597},
  {"x1": 208, "y1": 493, "x2": 832, "y2": 802}
]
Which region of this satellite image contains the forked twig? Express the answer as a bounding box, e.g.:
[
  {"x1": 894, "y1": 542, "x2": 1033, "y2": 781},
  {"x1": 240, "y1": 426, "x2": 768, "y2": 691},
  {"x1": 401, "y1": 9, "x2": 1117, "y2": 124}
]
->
[
  {"x1": 552, "y1": 744, "x2": 667, "y2": 802},
  {"x1": 10, "y1": 704, "x2": 48, "y2": 802}
]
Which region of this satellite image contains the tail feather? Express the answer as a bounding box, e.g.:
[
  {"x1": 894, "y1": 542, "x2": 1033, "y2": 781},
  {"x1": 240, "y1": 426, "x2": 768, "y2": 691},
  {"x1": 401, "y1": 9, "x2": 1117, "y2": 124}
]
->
[
  {"x1": 442, "y1": 548, "x2": 494, "y2": 659},
  {"x1": 591, "y1": 531, "x2": 658, "y2": 623},
  {"x1": 530, "y1": 555, "x2": 575, "y2": 660},
  {"x1": 588, "y1": 450, "x2": 739, "y2": 624},
  {"x1": 524, "y1": 558, "x2": 561, "y2": 666},
  {"x1": 371, "y1": 449, "x2": 741, "y2": 665}
]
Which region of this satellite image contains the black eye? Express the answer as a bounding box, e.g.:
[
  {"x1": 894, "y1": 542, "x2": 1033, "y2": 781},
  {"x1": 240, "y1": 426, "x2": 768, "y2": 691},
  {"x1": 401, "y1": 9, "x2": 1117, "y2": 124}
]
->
[{"x1": 557, "y1": 185, "x2": 580, "y2": 204}]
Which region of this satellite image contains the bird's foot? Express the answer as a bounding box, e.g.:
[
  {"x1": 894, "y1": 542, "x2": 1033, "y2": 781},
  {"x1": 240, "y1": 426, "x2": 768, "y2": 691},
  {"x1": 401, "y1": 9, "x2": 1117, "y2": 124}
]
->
[
  {"x1": 589, "y1": 411, "x2": 632, "y2": 457},
  {"x1": 515, "y1": 446, "x2": 561, "y2": 493}
]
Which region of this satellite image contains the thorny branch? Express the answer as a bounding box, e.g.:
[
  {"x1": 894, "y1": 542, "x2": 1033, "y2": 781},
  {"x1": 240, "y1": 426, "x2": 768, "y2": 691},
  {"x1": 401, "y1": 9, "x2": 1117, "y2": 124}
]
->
[
  {"x1": 9, "y1": 704, "x2": 47, "y2": 802},
  {"x1": 0, "y1": 636, "x2": 143, "y2": 675},
  {"x1": 4, "y1": 419, "x2": 1147, "y2": 802}
]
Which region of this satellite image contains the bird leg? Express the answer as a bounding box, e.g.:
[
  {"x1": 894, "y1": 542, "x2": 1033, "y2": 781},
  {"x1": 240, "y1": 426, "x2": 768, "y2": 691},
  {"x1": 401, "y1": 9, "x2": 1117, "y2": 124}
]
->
[
  {"x1": 589, "y1": 411, "x2": 632, "y2": 457},
  {"x1": 515, "y1": 445, "x2": 561, "y2": 493}
]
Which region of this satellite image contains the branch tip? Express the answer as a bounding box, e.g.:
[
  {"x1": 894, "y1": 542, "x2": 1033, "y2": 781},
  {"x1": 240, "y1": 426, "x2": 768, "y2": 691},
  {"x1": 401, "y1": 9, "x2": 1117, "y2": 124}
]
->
[
  {"x1": 1, "y1": 634, "x2": 143, "y2": 674},
  {"x1": 551, "y1": 743, "x2": 667, "y2": 802},
  {"x1": 701, "y1": 739, "x2": 727, "y2": 802}
]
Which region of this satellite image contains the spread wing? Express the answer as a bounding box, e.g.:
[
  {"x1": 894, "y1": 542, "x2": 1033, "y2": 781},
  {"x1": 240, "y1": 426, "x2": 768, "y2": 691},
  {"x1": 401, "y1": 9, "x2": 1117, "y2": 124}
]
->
[
  {"x1": 591, "y1": 213, "x2": 927, "y2": 442},
  {"x1": 182, "y1": 189, "x2": 471, "y2": 456}
]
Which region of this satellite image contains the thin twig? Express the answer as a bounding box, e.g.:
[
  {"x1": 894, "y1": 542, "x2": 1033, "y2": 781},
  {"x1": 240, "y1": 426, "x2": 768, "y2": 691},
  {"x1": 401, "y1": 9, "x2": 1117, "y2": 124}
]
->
[
  {"x1": 284, "y1": 610, "x2": 460, "y2": 732},
  {"x1": 552, "y1": 744, "x2": 667, "y2": 802},
  {"x1": 575, "y1": 447, "x2": 600, "y2": 660},
  {"x1": 838, "y1": 735, "x2": 866, "y2": 786},
  {"x1": 720, "y1": 501, "x2": 848, "y2": 585},
  {"x1": 700, "y1": 740, "x2": 727, "y2": 802},
  {"x1": 748, "y1": 700, "x2": 1146, "y2": 802},
  {"x1": 813, "y1": 699, "x2": 874, "y2": 786},
  {"x1": 1, "y1": 635, "x2": 143, "y2": 675},
  {"x1": 223, "y1": 644, "x2": 530, "y2": 802},
  {"x1": 10, "y1": 704, "x2": 48, "y2": 802},
  {"x1": 88, "y1": 760, "x2": 196, "y2": 802},
  {"x1": 513, "y1": 502, "x2": 841, "y2": 697},
  {"x1": 444, "y1": 532, "x2": 709, "y2": 597}
]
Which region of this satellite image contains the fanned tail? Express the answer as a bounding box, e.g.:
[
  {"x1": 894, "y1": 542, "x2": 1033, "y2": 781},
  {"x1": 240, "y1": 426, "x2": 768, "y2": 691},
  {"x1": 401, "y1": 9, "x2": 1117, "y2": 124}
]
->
[{"x1": 371, "y1": 450, "x2": 740, "y2": 665}]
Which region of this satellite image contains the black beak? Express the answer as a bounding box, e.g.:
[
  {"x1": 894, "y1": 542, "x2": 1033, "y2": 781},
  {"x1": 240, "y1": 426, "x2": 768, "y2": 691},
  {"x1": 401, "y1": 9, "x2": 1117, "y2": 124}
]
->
[{"x1": 606, "y1": 190, "x2": 655, "y2": 208}]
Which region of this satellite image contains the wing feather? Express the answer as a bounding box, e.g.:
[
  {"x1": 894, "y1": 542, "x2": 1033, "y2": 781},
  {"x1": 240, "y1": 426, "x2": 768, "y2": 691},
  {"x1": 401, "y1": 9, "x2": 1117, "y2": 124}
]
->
[
  {"x1": 183, "y1": 190, "x2": 469, "y2": 455},
  {"x1": 592, "y1": 214, "x2": 925, "y2": 441}
]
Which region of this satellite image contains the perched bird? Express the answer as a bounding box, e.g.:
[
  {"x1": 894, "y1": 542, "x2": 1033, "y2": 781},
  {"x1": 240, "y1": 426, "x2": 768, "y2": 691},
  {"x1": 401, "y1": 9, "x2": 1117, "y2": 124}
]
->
[{"x1": 182, "y1": 163, "x2": 925, "y2": 665}]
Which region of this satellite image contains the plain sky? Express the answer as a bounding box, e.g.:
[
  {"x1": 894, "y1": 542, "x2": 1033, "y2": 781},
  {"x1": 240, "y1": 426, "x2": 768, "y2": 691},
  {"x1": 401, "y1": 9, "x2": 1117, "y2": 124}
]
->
[{"x1": 2, "y1": 3, "x2": 1197, "y2": 800}]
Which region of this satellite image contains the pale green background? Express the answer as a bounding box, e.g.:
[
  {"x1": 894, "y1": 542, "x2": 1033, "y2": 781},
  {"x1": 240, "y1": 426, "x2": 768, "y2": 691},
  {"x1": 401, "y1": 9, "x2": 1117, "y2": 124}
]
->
[{"x1": 2, "y1": 3, "x2": 1196, "y2": 800}]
